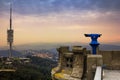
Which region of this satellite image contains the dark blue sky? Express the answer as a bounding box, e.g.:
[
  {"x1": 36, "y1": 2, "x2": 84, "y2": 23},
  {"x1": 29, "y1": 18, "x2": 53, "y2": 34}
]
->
[{"x1": 0, "y1": 0, "x2": 120, "y2": 15}]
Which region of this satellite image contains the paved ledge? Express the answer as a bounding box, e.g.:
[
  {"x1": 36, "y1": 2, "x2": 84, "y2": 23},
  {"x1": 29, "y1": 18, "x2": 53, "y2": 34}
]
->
[{"x1": 103, "y1": 69, "x2": 120, "y2": 80}]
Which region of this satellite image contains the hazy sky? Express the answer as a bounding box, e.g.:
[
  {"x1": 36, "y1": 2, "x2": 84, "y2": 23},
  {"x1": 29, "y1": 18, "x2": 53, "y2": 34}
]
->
[{"x1": 0, "y1": 0, "x2": 120, "y2": 47}]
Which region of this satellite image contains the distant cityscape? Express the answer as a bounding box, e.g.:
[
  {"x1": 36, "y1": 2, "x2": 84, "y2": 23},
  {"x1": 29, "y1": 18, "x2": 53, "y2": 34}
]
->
[{"x1": 0, "y1": 49, "x2": 58, "y2": 61}]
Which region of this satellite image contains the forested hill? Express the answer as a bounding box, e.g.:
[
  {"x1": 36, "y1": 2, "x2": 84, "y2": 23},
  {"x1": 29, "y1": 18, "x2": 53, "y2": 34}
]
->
[{"x1": 0, "y1": 56, "x2": 57, "y2": 80}]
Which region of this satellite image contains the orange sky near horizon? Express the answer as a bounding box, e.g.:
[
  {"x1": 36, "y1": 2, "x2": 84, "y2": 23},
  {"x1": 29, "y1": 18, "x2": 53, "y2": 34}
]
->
[{"x1": 0, "y1": 10, "x2": 120, "y2": 47}]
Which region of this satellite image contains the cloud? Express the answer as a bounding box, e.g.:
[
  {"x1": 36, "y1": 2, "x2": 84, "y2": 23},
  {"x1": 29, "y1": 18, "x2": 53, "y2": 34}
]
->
[{"x1": 0, "y1": 0, "x2": 120, "y2": 15}]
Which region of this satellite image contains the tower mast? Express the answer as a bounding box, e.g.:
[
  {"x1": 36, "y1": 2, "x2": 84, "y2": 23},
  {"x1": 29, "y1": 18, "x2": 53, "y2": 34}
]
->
[
  {"x1": 10, "y1": 3, "x2": 12, "y2": 30},
  {"x1": 7, "y1": 3, "x2": 14, "y2": 58}
]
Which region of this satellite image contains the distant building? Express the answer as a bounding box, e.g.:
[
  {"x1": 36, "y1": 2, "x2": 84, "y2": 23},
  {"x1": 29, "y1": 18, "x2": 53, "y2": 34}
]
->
[{"x1": 32, "y1": 53, "x2": 53, "y2": 59}]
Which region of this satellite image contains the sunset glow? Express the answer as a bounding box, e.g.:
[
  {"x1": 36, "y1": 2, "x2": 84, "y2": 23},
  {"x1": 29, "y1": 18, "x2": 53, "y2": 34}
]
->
[{"x1": 0, "y1": 0, "x2": 120, "y2": 47}]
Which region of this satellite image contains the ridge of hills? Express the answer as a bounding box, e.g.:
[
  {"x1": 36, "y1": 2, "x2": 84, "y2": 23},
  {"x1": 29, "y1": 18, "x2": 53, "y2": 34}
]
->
[
  {"x1": 13, "y1": 43, "x2": 120, "y2": 50},
  {"x1": 0, "y1": 43, "x2": 119, "y2": 57}
]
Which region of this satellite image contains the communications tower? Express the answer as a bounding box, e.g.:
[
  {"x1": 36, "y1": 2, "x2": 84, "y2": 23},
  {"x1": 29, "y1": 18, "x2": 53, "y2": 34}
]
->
[{"x1": 7, "y1": 3, "x2": 14, "y2": 58}]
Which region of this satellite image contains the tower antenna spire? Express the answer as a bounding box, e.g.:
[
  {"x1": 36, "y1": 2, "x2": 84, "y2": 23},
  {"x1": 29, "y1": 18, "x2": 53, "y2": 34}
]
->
[{"x1": 10, "y1": 3, "x2": 12, "y2": 30}]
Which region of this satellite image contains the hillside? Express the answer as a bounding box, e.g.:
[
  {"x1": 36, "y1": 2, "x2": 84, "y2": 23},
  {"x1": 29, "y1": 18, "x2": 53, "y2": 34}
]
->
[
  {"x1": 0, "y1": 56, "x2": 57, "y2": 80},
  {"x1": 0, "y1": 50, "x2": 23, "y2": 57}
]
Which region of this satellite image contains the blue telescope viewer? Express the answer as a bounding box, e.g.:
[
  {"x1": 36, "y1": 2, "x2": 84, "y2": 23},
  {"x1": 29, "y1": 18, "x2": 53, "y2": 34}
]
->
[{"x1": 84, "y1": 34, "x2": 102, "y2": 55}]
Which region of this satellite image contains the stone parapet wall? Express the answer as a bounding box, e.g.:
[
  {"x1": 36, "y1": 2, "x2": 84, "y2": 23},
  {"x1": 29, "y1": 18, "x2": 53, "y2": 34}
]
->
[
  {"x1": 52, "y1": 46, "x2": 87, "y2": 80},
  {"x1": 99, "y1": 51, "x2": 120, "y2": 69}
]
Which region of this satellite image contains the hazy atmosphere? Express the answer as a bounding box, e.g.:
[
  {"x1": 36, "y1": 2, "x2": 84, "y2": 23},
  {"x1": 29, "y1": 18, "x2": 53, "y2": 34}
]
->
[
  {"x1": 0, "y1": 0, "x2": 120, "y2": 47},
  {"x1": 0, "y1": 1, "x2": 120, "y2": 80}
]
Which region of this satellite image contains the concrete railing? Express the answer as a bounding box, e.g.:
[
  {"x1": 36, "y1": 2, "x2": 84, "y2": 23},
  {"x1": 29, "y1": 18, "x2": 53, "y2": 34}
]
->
[{"x1": 94, "y1": 66, "x2": 102, "y2": 80}]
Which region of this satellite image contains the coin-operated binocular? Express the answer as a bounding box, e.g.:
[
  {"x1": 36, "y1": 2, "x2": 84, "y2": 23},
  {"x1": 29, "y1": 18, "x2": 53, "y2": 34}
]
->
[{"x1": 85, "y1": 34, "x2": 102, "y2": 55}]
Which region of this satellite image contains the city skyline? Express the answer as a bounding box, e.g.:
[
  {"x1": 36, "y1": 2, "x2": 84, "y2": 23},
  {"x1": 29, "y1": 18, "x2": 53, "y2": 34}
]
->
[{"x1": 0, "y1": 0, "x2": 120, "y2": 47}]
